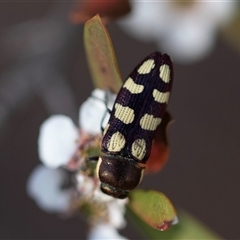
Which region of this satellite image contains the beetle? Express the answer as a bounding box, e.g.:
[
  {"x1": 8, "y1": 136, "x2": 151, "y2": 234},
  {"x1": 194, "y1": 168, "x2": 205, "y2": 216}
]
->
[{"x1": 96, "y1": 52, "x2": 173, "y2": 199}]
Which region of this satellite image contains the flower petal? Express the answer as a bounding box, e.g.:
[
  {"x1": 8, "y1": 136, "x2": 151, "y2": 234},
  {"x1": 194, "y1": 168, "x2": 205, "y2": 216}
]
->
[
  {"x1": 27, "y1": 165, "x2": 72, "y2": 213},
  {"x1": 159, "y1": 23, "x2": 215, "y2": 64},
  {"x1": 79, "y1": 89, "x2": 116, "y2": 135},
  {"x1": 38, "y1": 115, "x2": 79, "y2": 168},
  {"x1": 107, "y1": 199, "x2": 128, "y2": 229},
  {"x1": 88, "y1": 223, "x2": 128, "y2": 240},
  {"x1": 76, "y1": 173, "x2": 95, "y2": 196}
]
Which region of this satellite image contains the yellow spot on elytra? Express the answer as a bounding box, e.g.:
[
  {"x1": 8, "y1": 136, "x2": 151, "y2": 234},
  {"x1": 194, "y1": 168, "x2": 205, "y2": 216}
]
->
[
  {"x1": 131, "y1": 138, "x2": 146, "y2": 161},
  {"x1": 137, "y1": 59, "x2": 155, "y2": 74},
  {"x1": 107, "y1": 131, "x2": 126, "y2": 152},
  {"x1": 114, "y1": 103, "x2": 135, "y2": 124},
  {"x1": 140, "y1": 114, "x2": 161, "y2": 131},
  {"x1": 159, "y1": 64, "x2": 171, "y2": 83},
  {"x1": 153, "y1": 89, "x2": 170, "y2": 103},
  {"x1": 123, "y1": 77, "x2": 144, "y2": 94}
]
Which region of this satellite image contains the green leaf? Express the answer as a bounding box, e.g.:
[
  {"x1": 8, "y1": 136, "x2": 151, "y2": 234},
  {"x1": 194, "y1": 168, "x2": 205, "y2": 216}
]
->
[
  {"x1": 127, "y1": 206, "x2": 222, "y2": 239},
  {"x1": 128, "y1": 189, "x2": 177, "y2": 231},
  {"x1": 84, "y1": 14, "x2": 123, "y2": 93}
]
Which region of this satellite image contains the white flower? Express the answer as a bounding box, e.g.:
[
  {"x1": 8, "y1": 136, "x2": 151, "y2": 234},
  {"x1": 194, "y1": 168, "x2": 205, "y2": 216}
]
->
[
  {"x1": 119, "y1": 1, "x2": 237, "y2": 63},
  {"x1": 31, "y1": 89, "x2": 129, "y2": 239},
  {"x1": 27, "y1": 164, "x2": 72, "y2": 213},
  {"x1": 107, "y1": 199, "x2": 128, "y2": 229},
  {"x1": 38, "y1": 115, "x2": 79, "y2": 168},
  {"x1": 76, "y1": 173, "x2": 95, "y2": 195},
  {"x1": 88, "y1": 223, "x2": 129, "y2": 240},
  {"x1": 92, "y1": 185, "x2": 128, "y2": 229},
  {"x1": 92, "y1": 185, "x2": 115, "y2": 202},
  {"x1": 79, "y1": 89, "x2": 116, "y2": 135},
  {"x1": 38, "y1": 88, "x2": 116, "y2": 169}
]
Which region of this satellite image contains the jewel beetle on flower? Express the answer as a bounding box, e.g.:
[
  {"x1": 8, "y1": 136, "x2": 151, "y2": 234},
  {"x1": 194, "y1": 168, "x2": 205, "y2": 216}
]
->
[{"x1": 96, "y1": 52, "x2": 173, "y2": 199}]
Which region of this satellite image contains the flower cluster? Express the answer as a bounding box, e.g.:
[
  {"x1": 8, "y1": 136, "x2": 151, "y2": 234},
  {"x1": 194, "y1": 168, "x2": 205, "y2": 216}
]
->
[
  {"x1": 119, "y1": 1, "x2": 237, "y2": 64},
  {"x1": 27, "y1": 89, "x2": 129, "y2": 239}
]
